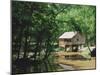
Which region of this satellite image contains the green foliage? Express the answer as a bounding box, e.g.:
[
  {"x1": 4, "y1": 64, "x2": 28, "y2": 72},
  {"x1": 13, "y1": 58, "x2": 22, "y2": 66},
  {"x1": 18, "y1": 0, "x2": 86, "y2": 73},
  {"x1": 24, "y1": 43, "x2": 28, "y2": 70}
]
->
[
  {"x1": 56, "y1": 5, "x2": 96, "y2": 45},
  {"x1": 12, "y1": 1, "x2": 96, "y2": 73}
]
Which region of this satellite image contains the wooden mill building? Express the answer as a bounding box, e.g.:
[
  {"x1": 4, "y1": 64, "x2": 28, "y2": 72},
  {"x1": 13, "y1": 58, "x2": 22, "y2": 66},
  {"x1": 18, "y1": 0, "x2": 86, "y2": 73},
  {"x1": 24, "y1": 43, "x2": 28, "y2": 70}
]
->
[{"x1": 59, "y1": 31, "x2": 85, "y2": 52}]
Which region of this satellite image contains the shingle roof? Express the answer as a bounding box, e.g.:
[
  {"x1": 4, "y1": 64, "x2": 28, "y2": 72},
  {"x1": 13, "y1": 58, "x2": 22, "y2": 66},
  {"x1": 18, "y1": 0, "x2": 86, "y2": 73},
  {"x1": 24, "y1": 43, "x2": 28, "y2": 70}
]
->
[{"x1": 59, "y1": 31, "x2": 77, "y2": 39}]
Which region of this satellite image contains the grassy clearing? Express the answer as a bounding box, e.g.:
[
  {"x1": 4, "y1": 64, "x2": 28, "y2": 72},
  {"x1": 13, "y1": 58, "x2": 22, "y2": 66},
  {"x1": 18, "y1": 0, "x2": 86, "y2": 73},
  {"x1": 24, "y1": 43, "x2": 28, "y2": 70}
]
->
[
  {"x1": 53, "y1": 49, "x2": 96, "y2": 70},
  {"x1": 80, "y1": 49, "x2": 91, "y2": 59},
  {"x1": 56, "y1": 57, "x2": 96, "y2": 70}
]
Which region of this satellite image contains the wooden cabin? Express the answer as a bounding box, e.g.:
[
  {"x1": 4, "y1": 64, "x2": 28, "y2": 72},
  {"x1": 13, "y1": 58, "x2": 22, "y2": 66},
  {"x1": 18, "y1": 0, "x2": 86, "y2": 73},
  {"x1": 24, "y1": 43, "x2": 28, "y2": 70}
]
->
[{"x1": 59, "y1": 32, "x2": 85, "y2": 52}]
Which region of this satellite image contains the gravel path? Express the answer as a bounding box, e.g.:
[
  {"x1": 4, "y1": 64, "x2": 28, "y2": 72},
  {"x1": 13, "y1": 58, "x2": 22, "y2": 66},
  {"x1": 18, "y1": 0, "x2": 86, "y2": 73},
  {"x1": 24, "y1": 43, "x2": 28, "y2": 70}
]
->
[{"x1": 59, "y1": 64, "x2": 75, "y2": 70}]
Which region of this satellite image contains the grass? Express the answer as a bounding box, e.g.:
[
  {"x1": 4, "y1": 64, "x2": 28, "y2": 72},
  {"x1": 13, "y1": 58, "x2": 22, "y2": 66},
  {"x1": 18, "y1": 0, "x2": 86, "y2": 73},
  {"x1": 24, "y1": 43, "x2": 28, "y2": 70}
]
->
[
  {"x1": 53, "y1": 49, "x2": 96, "y2": 70},
  {"x1": 80, "y1": 49, "x2": 91, "y2": 59},
  {"x1": 57, "y1": 57, "x2": 96, "y2": 70}
]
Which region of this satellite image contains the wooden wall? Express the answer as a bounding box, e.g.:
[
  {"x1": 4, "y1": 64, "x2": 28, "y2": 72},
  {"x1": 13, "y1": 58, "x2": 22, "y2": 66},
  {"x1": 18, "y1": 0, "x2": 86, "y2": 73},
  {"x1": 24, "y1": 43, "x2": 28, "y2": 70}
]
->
[{"x1": 59, "y1": 33, "x2": 85, "y2": 48}]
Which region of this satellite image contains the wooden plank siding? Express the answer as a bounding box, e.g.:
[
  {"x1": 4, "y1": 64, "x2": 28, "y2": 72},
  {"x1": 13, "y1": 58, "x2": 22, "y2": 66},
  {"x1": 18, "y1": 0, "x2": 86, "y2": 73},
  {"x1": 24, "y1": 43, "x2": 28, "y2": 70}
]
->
[
  {"x1": 59, "y1": 32, "x2": 85, "y2": 48},
  {"x1": 71, "y1": 33, "x2": 85, "y2": 45}
]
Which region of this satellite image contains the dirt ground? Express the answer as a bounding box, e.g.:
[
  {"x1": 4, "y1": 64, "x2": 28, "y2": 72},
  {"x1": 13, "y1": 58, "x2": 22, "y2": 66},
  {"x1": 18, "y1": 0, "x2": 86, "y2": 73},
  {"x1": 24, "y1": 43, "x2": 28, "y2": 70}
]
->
[{"x1": 54, "y1": 51, "x2": 96, "y2": 70}]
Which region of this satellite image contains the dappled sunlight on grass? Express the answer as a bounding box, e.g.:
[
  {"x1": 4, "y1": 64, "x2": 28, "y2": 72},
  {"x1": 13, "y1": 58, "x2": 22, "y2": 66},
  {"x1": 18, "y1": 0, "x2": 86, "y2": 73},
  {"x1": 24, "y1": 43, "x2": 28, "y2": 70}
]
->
[
  {"x1": 80, "y1": 49, "x2": 91, "y2": 59},
  {"x1": 53, "y1": 50, "x2": 96, "y2": 70}
]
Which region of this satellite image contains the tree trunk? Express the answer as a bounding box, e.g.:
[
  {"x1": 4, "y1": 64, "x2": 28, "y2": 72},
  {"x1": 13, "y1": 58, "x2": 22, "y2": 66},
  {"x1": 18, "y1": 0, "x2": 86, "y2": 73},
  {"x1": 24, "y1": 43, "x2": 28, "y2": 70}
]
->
[
  {"x1": 86, "y1": 35, "x2": 92, "y2": 56},
  {"x1": 23, "y1": 26, "x2": 28, "y2": 58},
  {"x1": 17, "y1": 28, "x2": 23, "y2": 59}
]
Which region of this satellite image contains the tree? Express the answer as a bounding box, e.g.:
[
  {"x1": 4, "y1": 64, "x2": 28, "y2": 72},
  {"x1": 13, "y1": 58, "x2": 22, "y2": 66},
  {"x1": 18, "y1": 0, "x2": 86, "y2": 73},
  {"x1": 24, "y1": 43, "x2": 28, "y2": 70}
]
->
[{"x1": 12, "y1": 1, "x2": 96, "y2": 73}]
